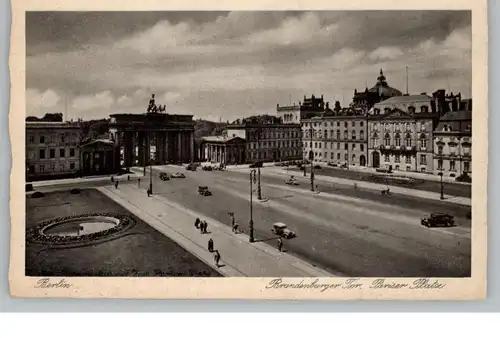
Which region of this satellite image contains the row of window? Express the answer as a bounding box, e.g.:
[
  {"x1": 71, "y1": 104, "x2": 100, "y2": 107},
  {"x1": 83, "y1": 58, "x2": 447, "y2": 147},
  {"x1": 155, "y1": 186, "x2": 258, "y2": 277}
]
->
[
  {"x1": 437, "y1": 159, "x2": 471, "y2": 172},
  {"x1": 304, "y1": 142, "x2": 365, "y2": 152},
  {"x1": 247, "y1": 130, "x2": 301, "y2": 141},
  {"x1": 371, "y1": 122, "x2": 427, "y2": 132},
  {"x1": 382, "y1": 154, "x2": 423, "y2": 164},
  {"x1": 248, "y1": 149, "x2": 301, "y2": 160},
  {"x1": 306, "y1": 130, "x2": 365, "y2": 140},
  {"x1": 36, "y1": 162, "x2": 77, "y2": 173},
  {"x1": 249, "y1": 140, "x2": 301, "y2": 149},
  {"x1": 309, "y1": 152, "x2": 362, "y2": 162},
  {"x1": 371, "y1": 139, "x2": 426, "y2": 148},
  {"x1": 28, "y1": 133, "x2": 79, "y2": 145},
  {"x1": 37, "y1": 148, "x2": 77, "y2": 159},
  {"x1": 437, "y1": 145, "x2": 471, "y2": 156},
  {"x1": 303, "y1": 121, "x2": 365, "y2": 128}
]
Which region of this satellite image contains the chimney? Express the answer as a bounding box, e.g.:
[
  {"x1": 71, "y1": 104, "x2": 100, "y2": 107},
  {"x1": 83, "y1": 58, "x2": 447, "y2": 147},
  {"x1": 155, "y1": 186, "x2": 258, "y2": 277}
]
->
[{"x1": 434, "y1": 89, "x2": 447, "y2": 115}]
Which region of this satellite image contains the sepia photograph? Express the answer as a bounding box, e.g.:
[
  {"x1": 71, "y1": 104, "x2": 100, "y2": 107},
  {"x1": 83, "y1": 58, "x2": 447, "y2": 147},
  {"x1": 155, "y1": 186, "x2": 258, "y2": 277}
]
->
[{"x1": 9, "y1": 0, "x2": 488, "y2": 300}]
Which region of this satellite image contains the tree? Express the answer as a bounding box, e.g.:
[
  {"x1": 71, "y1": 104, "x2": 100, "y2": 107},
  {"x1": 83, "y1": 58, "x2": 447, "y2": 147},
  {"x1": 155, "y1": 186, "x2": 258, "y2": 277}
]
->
[{"x1": 334, "y1": 101, "x2": 341, "y2": 112}]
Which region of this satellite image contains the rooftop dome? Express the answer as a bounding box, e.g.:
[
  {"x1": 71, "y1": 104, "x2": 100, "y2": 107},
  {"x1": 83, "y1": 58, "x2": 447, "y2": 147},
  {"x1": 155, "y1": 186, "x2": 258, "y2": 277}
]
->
[{"x1": 368, "y1": 69, "x2": 403, "y2": 98}]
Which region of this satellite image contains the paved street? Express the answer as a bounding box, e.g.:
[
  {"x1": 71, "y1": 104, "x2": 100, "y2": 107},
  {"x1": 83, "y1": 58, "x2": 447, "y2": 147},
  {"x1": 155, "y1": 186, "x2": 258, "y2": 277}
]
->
[
  {"x1": 287, "y1": 166, "x2": 471, "y2": 198},
  {"x1": 132, "y1": 165, "x2": 471, "y2": 277}
]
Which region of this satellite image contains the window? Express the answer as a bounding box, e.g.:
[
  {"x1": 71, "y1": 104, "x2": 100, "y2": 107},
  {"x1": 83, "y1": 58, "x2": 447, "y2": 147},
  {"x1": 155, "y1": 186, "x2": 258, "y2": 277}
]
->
[
  {"x1": 336, "y1": 130, "x2": 340, "y2": 139},
  {"x1": 344, "y1": 130, "x2": 348, "y2": 139},
  {"x1": 464, "y1": 161, "x2": 470, "y2": 172},
  {"x1": 319, "y1": 143, "x2": 322, "y2": 149},
  {"x1": 39, "y1": 164, "x2": 45, "y2": 172},
  {"x1": 360, "y1": 144, "x2": 364, "y2": 152},
  {"x1": 360, "y1": 121, "x2": 364, "y2": 127},
  {"x1": 384, "y1": 154, "x2": 390, "y2": 162},
  {"x1": 28, "y1": 135, "x2": 34, "y2": 144},
  {"x1": 419, "y1": 136, "x2": 427, "y2": 148},
  {"x1": 337, "y1": 153, "x2": 340, "y2": 160},
  {"x1": 344, "y1": 143, "x2": 348, "y2": 150},
  {"x1": 344, "y1": 153, "x2": 348, "y2": 161},
  {"x1": 39, "y1": 149, "x2": 45, "y2": 159},
  {"x1": 314, "y1": 142, "x2": 317, "y2": 148},
  {"x1": 40, "y1": 135, "x2": 45, "y2": 144},
  {"x1": 395, "y1": 154, "x2": 400, "y2": 163},
  {"x1": 352, "y1": 121, "x2": 355, "y2": 127},
  {"x1": 324, "y1": 130, "x2": 328, "y2": 138},
  {"x1": 420, "y1": 154, "x2": 426, "y2": 165},
  {"x1": 405, "y1": 135, "x2": 412, "y2": 147},
  {"x1": 395, "y1": 133, "x2": 401, "y2": 146},
  {"x1": 28, "y1": 151, "x2": 35, "y2": 160},
  {"x1": 384, "y1": 133, "x2": 391, "y2": 146},
  {"x1": 331, "y1": 153, "x2": 334, "y2": 160},
  {"x1": 324, "y1": 152, "x2": 327, "y2": 158},
  {"x1": 337, "y1": 143, "x2": 340, "y2": 150},
  {"x1": 59, "y1": 134, "x2": 65, "y2": 143},
  {"x1": 450, "y1": 160, "x2": 456, "y2": 171},
  {"x1": 344, "y1": 122, "x2": 348, "y2": 128},
  {"x1": 330, "y1": 130, "x2": 334, "y2": 138},
  {"x1": 352, "y1": 130, "x2": 356, "y2": 140},
  {"x1": 352, "y1": 143, "x2": 356, "y2": 150},
  {"x1": 360, "y1": 130, "x2": 364, "y2": 140},
  {"x1": 49, "y1": 163, "x2": 55, "y2": 172},
  {"x1": 337, "y1": 122, "x2": 340, "y2": 127},
  {"x1": 405, "y1": 155, "x2": 411, "y2": 164},
  {"x1": 60, "y1": 149, "x2": 65, "y2": 157},
  {"x1": 305, "y1": 142, "x2": 308, "y2": 148},
  {"x1": 352, "y1": 154, "x2": 356, "y2": 162},
  {"x1": 438, "y1": 146, "x2": 443, "y2": 155}
]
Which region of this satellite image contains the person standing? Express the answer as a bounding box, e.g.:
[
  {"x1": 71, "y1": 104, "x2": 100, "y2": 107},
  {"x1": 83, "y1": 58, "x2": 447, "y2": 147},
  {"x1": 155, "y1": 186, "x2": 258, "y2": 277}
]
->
[
  {"x1": 200, "y1": 221, "x2": 205, "y2": 234},
  {"x1": 195, "y1": 218, "x2": 200, "y2": 229},
  {"x1": 214, "y1": 250, "x2": 221, "y2": 267},
  {"x1": 208, "y1": 238, "x2": 214, "y2": 252},
  {"x1": 115, "y1": 181, "x2": 119, "y2": 189},
  {"x1": 277, "y1": 237, "x2": 283, "y2": 252},
  {"x1": 138, "y1": 177, "x2": 141, "y2": 188}
]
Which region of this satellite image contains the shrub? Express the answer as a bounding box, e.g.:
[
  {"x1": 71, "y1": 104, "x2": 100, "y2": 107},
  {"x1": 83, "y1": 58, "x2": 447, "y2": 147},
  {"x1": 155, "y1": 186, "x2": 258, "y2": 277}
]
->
[
  {"x1": 31, "y1": 191, "x2": 45, "y2": 198},
  {"x1": 456, "y1": 172, "x2": 472, "y2": 183}
]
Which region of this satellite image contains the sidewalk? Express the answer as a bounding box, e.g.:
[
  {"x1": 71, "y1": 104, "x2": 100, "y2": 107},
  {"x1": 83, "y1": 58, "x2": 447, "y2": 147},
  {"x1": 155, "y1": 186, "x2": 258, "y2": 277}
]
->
[
  {"x1": 228, "y1": 166, "x2": 471, "y2": 206},
  {"x1": 225, "y1": 161, "x2": 470, "y2": 185},
  {"x1": 98, "y1": 184, "x2": 336, "y2": 277},
  {"x1": 31, "y1": 172, "x2": 144, "y2": 188}
]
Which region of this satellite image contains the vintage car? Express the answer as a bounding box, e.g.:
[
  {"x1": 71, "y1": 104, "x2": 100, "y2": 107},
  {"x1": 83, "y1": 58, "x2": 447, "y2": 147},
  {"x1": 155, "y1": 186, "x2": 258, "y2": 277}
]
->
[
  {"x1": 421, "y1": 213, "x2": 455, "y2": 228},
  {"x1": 271, "y1": 222, "x2": 296, "y2": 239},
  {"x1": 186, "y1": 163, "x2": 197, "y2": 171},
  {"x1": 201, "y1": 165, "x2": 213, "y2": 171},
  {"x1": 284, "y1": 176, "x2": 299, "y2": 186},
  {"x1": 158, "y1": 172, "x2": 170, "y2": 181},
  {"x1": 198, "y1": 186, "x2": 212, "y2": 196},
  {"x1": 171, "y1": 172, "x2": 186, "y2": 178}
]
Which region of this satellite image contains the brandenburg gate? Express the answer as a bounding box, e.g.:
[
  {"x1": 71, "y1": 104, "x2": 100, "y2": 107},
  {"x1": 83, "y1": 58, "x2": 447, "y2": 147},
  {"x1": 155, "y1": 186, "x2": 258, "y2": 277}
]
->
[{"x1": 109, "y1": 94, "x2": 196, "y2": 168}]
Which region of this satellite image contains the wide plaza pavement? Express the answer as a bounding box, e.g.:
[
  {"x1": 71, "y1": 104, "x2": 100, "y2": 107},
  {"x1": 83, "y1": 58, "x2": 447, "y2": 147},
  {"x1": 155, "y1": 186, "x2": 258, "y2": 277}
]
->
[{"x1": 128, "y1": 164, "x2": 471, "y2": 277}]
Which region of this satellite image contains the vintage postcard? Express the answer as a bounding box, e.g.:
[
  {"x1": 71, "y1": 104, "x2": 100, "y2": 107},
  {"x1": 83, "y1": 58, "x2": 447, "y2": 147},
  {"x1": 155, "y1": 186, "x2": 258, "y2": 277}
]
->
[{"x1": 9, "y1": 0, "x2": 487, "y2": 300}]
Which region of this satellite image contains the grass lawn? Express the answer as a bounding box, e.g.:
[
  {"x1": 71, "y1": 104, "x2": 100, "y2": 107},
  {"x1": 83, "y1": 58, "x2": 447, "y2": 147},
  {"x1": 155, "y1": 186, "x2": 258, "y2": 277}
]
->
[{"x1": 26, "y1": 189, "x2": 222, "y2": 277}]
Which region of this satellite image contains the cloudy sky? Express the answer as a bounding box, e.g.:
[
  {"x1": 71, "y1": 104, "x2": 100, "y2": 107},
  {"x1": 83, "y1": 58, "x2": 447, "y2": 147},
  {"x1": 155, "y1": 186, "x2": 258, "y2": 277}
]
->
[{"x1": 26, "y1": 11, "x2": 471, "y2": 121}]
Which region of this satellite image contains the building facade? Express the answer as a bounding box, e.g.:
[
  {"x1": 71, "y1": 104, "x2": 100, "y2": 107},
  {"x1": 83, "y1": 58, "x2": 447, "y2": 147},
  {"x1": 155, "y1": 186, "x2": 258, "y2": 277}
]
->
[
  {"x1": 276, "y1": 94, "x2": 326, "y2": 124},
  {"x1": 352, "y1": 69, "x2": 404, "y2": 109},
  {"x1": 433, "y1": 110, "x2": 472, "y2": 177},
  {"x1": 26, "y1": 122, "x2": 82, "y2": 181},
  {"x1": 367, "y1": 93, "x2": 437, "y2": 172},
  {"x1": 80, "y1": 139, "x2": 117, "y2": 176},
  {"x1": 226, "y1": 123, "x2": 302, "y2": 163},
  {"x1": 200, "y1": 136, "x2": 247, "y2": 165},
  {"x1": 302, "y1": 111, "x2": 368, "y2": 167}
]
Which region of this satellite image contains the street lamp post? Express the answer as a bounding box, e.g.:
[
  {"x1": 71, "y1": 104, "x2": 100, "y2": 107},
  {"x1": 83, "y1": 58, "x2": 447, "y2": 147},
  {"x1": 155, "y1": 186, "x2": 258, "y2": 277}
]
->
[
  {"x1": 438, "y1": 171, "x2": 444, "y2": 200},
  {"x1": 257, "y1": 130, "x2": 262, "y2": 200},
  {"x1": 249, "y1": 169, "x2": 256, "y2": 242},
  {"x1": 310, "y1": 124, "x2": 315, "y2": 191}
]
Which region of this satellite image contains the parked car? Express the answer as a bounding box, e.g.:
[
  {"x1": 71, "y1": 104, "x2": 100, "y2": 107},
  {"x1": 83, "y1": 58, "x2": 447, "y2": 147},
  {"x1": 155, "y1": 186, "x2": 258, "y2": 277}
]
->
[
  {"x1": 284, "y1": 176, "x2": 299, "y2": 186},
  {"x1": 327, "y1": 162, "x2": 338, "y2": 167},
  {"x1": 159, "y1": 172, "x2": 170, "y2": 181},
  {"x1": 421, "y1": 213, "x2": 455, "y2": 228},
  {"x1": 314, "y1": 164, "x2": 322, "y2": 170},
  {"x1": 186, "y1": 163, "x2": 197, "y2": 171},
  {"x1": 249, "y1": 161, "x2": 263, "y2": 168},
  {"x1": 201, "y1": 166, "x2": 213, "y2": 171},
  {"x1": 198, "y1": 186, "x2": 212, "y2": 196},
  {"x1": 271, "y1": 222, "x2": 296, "y2": 239},
  {"x1": 171, "y1": 172, "x2": 186, "y2": 178}
]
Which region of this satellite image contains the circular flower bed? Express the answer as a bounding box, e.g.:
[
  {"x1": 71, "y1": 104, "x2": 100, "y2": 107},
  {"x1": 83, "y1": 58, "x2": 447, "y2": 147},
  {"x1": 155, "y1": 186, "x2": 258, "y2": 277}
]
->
[{"x1": 26, "y1": 213, "x2": 136, "y2": 246}]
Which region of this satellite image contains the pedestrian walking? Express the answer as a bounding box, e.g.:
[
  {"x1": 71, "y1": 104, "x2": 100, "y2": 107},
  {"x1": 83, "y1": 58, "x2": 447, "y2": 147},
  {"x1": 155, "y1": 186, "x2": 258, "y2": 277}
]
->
[
  {"x1": 204, "y1": 221, "x2": 209, "y2": 234},
  {"x1": 208, "y1": 238, "x2": 214, "y2": 252},
  {"x1": 115, "y1": 181, "x2": 119, "y2": 189},
  {"x1": 127, "y1": 175, "x2": 130, "y2": 181},
  {"x1": 138, "y1": 177, "x2": 141, "y2": 188},
  {"x1": 111, "y1": 176, "x2": 114, "y2": 182},
  {"x1": 200, "y1": 221, "x2": 205, "y2": 234},
  {"x1": 147, "y1": 188, "x2": 151, "y2": 197},
  {"x1": 232, "y1": 222, "x2": 239, "y2": 233},
  {"x1": 214, "y1": 250, "x2": 221, "y2": 267},
  {"x1": 195, "y1": 218, "x2": 200, "y2": 229},
  {"x1": 277, "y1": 237, "x2": 283, "y2": 252}
]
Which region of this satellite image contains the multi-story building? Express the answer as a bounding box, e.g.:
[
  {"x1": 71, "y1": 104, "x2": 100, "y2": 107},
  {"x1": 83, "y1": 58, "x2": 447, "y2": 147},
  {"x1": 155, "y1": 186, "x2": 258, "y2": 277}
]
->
[
  {"x1": 226, "y1": 123, "x2": 302, "y2": 163},
  {"x1": 352, "y1": 69, "x2": 404, "y2": 109},
  {"x1": 276, "y1": 94, "x2": 326, "y2": 124},
  {"x1": 433, "y1": 110, "x2": 472, "y2": 177},
  {"x1": 302, "y1": 108, "x2": 368, "y2": 167},
  {"x1": 26, "y1": 122, "x2": 82, "y2": 181},
  {"x1": 367, "y1": 94, "x2": 436, "y2": 172}
]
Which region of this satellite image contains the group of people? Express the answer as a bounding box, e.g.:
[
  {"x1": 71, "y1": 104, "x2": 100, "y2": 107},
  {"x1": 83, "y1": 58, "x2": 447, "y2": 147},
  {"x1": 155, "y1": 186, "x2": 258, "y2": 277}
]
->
[{"x1": 195, "y1": 218, "x2": 209, "y2": 234}]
